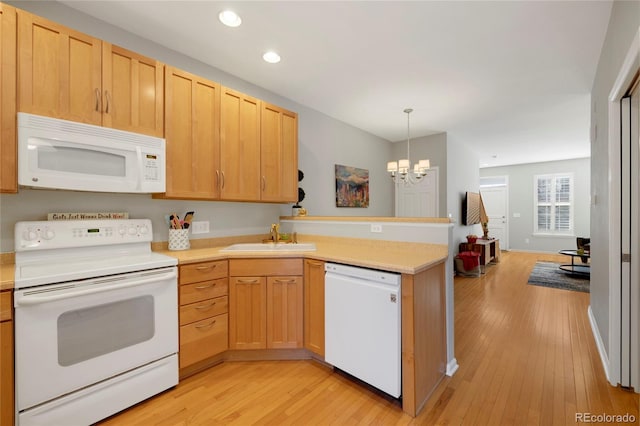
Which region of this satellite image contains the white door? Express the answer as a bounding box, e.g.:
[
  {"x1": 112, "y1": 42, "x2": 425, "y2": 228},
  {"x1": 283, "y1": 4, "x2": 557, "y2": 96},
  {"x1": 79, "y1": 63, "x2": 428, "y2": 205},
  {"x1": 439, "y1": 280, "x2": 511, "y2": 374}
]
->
[
  {"x1": 395, "y1": 167, "x2": 438, "y2": 217},
  {"x1": 480, "y1": 182, "x2": 509, "y2": 250},
  {"x1": 620, "y1": 80, "x2": 639, "y2": 390}
]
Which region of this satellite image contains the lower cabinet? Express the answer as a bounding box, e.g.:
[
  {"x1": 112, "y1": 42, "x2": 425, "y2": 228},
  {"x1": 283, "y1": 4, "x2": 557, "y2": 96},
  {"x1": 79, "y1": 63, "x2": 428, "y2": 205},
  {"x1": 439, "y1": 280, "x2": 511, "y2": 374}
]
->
[
  {"x1": 0, "y1": 290, "x2": 14, "y2": 426},
  {"x1": 303, "y1": 259, "x2": 325, "y2": 356},
  {"x1": 229, "y1": 259, "x2": 303, "y2": 350},
  {"x1": 178, "y1": 260, "x2": 229, "y2": 370}
]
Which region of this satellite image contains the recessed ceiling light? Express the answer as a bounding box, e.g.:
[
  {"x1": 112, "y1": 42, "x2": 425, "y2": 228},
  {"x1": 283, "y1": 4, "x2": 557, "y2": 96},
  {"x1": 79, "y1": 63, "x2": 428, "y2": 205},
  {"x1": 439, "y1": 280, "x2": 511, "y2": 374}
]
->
[
  {"x1": 263, "y1": 51, "x2": 281, "y2": 64},
  {"x1": 219, "y1": 10, "x2": 241, "y2": 27}
]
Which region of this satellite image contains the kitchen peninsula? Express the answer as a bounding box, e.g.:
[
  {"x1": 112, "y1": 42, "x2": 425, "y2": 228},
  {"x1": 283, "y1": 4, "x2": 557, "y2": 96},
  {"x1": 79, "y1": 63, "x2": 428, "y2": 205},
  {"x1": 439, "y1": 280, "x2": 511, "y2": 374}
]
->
[{"x1": 151, "y1": 218, "x2": 451, "y2": 417}]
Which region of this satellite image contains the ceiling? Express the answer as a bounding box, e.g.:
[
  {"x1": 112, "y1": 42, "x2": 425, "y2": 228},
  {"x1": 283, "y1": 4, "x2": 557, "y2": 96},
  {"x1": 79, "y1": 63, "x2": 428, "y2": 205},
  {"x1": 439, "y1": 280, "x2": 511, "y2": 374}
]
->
[{"x1": 59, "y1": 0, "x2": 612, "y2": 168}]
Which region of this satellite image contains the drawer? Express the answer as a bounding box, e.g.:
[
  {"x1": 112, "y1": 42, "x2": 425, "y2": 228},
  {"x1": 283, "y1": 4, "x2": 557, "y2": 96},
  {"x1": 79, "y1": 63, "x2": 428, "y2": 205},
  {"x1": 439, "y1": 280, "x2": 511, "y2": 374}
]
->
[
  {"x1": 179, "y1": 296, "x2": 228, "y2": 326},
  {"x1": 180, "y1": 260, "x2": 228, "y2": 285},
  {"x1": 229, "y1": 258, "x2": 303, "y2": 277},
  {"x1": 0, "y1": 292, "x2": 11, "y2": 322},
  {"x1": 179, "y1": 313, "x2": 228, "y2": 368},
  {"x1": 179, "y1": 278, "x2": 228, "y2": 305}
]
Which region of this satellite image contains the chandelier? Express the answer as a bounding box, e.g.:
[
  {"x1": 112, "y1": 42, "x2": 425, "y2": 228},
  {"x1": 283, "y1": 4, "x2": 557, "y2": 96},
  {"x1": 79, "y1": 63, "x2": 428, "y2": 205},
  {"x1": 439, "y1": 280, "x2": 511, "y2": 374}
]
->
[{"x1": 387, "y1": 108, "x2": 430, "y2": 185}]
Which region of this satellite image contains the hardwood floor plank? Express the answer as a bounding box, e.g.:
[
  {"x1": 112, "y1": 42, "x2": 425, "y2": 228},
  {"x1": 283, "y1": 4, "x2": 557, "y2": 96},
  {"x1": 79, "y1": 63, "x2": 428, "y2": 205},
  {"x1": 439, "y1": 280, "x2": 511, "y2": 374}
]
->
[{"x1": 98, "y1": 251, "x2": 639, "y2": 426}]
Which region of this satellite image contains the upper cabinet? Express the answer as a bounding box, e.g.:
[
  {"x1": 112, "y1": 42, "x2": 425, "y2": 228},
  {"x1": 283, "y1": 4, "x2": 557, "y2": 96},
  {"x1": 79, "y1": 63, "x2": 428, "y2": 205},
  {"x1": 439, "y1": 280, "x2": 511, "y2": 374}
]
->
[
  {"x1": 17, "y1": 9, "x2": 163, "y2": 137},
  {"x1": 220, "y1": 87, "x2": 261, "y2": 201},
  {"x1": 161, "y1": 66, "x2": 221, "y2": 199},
  {"x1": 261, "y1": 103, "x2": 298, "y2": 203},
  {"x1": 101, "y1": 43, "x2": 164, "y2": 137},
  {"x1": 0, "y1": 3, "x2": 17, "y2": 193}
]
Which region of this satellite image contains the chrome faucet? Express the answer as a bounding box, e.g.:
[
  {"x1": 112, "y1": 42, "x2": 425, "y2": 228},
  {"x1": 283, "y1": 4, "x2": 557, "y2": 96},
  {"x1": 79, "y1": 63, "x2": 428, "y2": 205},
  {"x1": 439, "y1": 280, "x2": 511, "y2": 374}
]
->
[{"x1": 270, "y1": 223, "x2": 280, "y2": 243}]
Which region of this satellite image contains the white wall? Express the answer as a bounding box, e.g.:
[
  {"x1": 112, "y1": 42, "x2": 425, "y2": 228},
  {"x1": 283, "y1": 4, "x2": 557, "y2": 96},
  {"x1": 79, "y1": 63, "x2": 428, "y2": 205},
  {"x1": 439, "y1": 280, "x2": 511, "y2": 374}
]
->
[
  {"x1": 480, "y1": 158, "x2": 591, "y2": 253},
  {"x1": 590, "y1": 0, "x2": 640, "y2": 359},
  {"x1": 0, "y1": 1, "x2": 395, "y2": 252},
  {"x1": 391, "y1": 132, "x2": 448, "y2": 217},
  {"x1": 445, "y1": 135, "x2": 482, "y2": 247}
]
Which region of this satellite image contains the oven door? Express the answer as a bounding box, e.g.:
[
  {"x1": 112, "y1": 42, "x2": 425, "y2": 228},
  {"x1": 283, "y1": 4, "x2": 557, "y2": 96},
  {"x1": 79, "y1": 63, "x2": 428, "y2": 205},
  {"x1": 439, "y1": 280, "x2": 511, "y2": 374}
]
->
[{"x1": 14, "y1": 267, "x2": 178, "y2": 411}]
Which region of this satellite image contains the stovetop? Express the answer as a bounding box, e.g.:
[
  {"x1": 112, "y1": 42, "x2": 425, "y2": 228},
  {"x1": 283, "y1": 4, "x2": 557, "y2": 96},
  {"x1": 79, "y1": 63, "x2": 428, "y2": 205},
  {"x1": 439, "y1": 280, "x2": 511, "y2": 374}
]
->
[{"x1": 14, "y1": 219, "x2": 177, "y2": 289}]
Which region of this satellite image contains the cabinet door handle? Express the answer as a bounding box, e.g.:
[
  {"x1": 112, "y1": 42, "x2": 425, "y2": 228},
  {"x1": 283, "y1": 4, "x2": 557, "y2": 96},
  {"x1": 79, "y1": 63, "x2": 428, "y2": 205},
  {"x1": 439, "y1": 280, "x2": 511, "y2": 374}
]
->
[
  {"x1": 195, "y1": 319, "x2": 216, "y2": 330},
  {"x1": 196, "y1": 265, "x2": 216, "y2": 271},
  {"x1": 95, "y1": 88, "x2": 101, "y2": 112},
  {"x1": 221, "y1": 171, "x2": 225, "y2": 189},
  {"x1": 237, "y1": 279, "x2": 259, "y2": 284},
  {"x1": 216, "y1": 170, "x2": 220, "y2": 189},
  {"x1": 274, "y1": 279, "x2": 296, "y2": 284},
  {"x1": 195, "y1": 283, "x2": 214, "y2": 290},
  {"x1": 105, "y1": 90, "x2": 111, "y2": 114},
  {"x1": 195, "y1": 301, "x2": 216, "y2": 310},
  {"x1": 261, "y1": 176, "x2": 266, "y2": 191}
]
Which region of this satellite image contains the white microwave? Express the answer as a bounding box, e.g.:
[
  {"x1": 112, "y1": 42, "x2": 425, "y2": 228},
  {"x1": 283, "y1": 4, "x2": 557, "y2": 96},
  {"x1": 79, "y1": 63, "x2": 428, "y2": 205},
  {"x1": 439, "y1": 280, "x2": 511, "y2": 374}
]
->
[{"x1": 18, "y1": 112, "x2": 166, "y2": 193}]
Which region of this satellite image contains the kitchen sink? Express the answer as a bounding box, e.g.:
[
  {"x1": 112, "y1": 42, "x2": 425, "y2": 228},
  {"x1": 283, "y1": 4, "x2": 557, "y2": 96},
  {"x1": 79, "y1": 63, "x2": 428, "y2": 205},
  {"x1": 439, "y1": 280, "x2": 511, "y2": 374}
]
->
[{"x1": 220, "y1": 242, "x2": 317, "y2": 252}]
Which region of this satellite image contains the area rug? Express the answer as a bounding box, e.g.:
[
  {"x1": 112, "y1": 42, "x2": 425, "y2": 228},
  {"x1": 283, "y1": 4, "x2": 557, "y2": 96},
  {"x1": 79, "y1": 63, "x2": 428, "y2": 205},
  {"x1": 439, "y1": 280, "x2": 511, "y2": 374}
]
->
[{"x1": 527, "y1": 262, "x2": 590, "y2": 293}]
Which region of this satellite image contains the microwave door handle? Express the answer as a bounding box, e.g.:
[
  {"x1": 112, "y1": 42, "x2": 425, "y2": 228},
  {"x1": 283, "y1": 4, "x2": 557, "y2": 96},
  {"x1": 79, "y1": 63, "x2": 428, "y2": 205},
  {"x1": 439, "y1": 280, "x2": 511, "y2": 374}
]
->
[
  {"x1": 136, "y1": 146, "x2": 144, "y2": 191},
  {"x1": 15, "y1": 270, "x2": 177, "y2": 306}
]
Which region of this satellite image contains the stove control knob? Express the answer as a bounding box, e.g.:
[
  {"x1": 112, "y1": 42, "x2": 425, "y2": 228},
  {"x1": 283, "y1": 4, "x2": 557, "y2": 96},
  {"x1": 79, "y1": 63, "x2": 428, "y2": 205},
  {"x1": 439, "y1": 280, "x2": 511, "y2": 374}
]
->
[
  {"x1": 118, "y1": 225, "x2": 127, "y2": 236},
  {"x1": 139, "y1": 225, "x2": 149, "y2": 235},
  {"x1": 42, "y1": 229, "x2": 55, "y2": 240},
  {"x1": 128, "y1": 226, "x2": 137, "y2": 236},
  {"x1": 23, "y1": 229, "x2": 38, "y2": 241}
]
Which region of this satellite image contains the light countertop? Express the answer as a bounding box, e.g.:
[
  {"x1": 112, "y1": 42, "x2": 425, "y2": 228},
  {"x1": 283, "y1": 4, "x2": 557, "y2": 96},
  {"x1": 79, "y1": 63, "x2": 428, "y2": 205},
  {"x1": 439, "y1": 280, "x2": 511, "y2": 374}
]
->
[
  {"x1": 155, "y1": 235, "x2": 448, "y2": 275},
  {"x1": 0, "y1": 235, "x2": 449, "y2": 290}
]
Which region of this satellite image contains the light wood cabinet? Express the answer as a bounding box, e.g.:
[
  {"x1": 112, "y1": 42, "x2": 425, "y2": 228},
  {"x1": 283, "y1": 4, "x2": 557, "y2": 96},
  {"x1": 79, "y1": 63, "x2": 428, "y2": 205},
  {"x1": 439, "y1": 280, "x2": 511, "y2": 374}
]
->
[
  {"x1": 260, "y1": 103, "x2": 298, "y2": 202},
  {"x1": 229, "y1": 259, "x2": 303, "y2": 350},
  {"x1": 17, "y1": 9, "x2": 102, "y2": 125},
  {"x1": 267, "y1": 276, "x2": 303, "y2": 349},
  {"x1": 303, "y1": 259, "x2": 325, "y2": 356},
  {"x1": 229, "y1": 276, "x2": 266, "y2": 349},
  {"x1": 178, "y1": 260, "x2": 228, "y2": 370},
  {"x1": 101, "y1": 43, "x2": 164, "y2": 137},
  {"x1": 220, "y1": 87, "x2": 261, "y2": 201},
  {"x1": 17, "y1": 9, "x2": 163, "y2": 136},
  {"x1": 161, "y1": 66, "x2": 221, "y2": 199},
  {"x1": 0, "y1": 290, "x2": 13, "y2": 426},
  {"x1": 0, "y1": 3, "x2": 17, "y2": 193}
]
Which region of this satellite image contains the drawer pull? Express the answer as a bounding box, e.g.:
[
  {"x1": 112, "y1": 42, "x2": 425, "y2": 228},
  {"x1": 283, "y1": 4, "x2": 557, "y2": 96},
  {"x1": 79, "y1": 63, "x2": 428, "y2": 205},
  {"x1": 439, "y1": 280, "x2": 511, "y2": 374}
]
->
[
  {"x1": 195, "y1": 283, "x2": 214, "y2": 290},
  {"x1": 274, "y1": 279, "x2": 296, "y2": 284},
  {"x1": 195, "y1": 302, "x2": 216, "y2": 310},
  {"x1": 195, "y1": 319, "x2": 216, "y2": 330},
  {"x1": 237, "y1": 279, "x2": 259, "y2": 284},
  {"x1": 308, "y1": 262, "x2": 323, "y2": 267},
  {"x1": 196, "y1": 265, "x2": 216, "y2": 271}
]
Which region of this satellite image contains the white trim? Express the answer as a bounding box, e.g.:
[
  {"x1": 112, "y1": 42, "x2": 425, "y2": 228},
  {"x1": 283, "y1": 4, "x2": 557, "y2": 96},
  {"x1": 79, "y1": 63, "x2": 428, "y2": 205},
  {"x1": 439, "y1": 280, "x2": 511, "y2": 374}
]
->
[
  {"x1": 445, "y1": 358, "x2": 459, "y2": 376},
  {"x1": 606, "y1": 23, "x2": 640, "y2": 387},
  {"x1": 588, "y1": 306, "x2": 611, "y2": 382}
]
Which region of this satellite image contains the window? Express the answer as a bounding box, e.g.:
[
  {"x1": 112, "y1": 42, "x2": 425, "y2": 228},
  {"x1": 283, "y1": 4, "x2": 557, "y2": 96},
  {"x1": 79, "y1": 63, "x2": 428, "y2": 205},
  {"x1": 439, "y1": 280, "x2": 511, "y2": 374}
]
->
[{"x1": 534, "y1": 173, "x2": 573, "y2": 234}]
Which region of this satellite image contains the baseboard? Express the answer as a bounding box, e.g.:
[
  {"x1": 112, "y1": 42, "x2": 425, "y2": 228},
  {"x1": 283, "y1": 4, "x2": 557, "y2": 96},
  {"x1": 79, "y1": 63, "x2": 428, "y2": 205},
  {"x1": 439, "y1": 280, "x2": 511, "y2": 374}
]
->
[
  {"x1": 588, "y1": 305, "x2": 611, "y2": 383},
  {"x1": 445, "y1": 358, "x2": 459, "y2": 376}
]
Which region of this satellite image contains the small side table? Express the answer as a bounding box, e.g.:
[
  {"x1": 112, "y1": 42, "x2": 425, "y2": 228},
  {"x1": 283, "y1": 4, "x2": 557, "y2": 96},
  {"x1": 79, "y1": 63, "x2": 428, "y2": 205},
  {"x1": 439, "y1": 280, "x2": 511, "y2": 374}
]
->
[
  {"x1": 459, "y1": 238, "x2": 500, "y2": 273},
  {"x1": 558, "y1": 250, "x2": 590, "y2": 276}
]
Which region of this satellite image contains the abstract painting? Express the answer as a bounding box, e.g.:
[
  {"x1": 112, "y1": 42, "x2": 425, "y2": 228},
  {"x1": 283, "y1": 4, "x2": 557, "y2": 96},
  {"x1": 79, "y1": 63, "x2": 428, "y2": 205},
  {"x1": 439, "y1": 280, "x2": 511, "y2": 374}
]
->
[{"x1": 335, "y1": 164, "x2": 369, "y2": 207}]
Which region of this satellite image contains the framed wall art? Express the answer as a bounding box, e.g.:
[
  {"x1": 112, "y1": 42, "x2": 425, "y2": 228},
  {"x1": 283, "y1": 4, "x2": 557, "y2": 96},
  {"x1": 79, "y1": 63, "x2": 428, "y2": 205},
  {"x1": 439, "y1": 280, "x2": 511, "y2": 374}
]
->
[{"x1": 335, "y1": 164, "x2": 369, "y2": 207}]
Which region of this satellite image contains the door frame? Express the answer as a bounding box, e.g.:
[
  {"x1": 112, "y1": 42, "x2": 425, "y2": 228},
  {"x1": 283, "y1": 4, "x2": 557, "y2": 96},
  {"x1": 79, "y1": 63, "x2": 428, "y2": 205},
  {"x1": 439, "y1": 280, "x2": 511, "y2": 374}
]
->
[{"x1": 604, "y1": 24, "x2": 640, "y2": 389}]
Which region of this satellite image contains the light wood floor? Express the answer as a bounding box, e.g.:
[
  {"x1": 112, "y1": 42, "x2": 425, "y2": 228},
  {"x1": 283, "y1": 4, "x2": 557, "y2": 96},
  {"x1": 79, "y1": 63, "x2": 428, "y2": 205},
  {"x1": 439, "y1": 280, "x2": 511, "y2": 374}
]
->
[{"x1": 100, "y1": 251, "x2": 639, "y2": 425}]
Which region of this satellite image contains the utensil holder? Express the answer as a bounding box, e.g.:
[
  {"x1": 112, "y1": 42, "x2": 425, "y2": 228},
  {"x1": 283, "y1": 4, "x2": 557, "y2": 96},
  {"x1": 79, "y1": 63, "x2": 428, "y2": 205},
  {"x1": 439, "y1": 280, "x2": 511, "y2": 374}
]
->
[{"x1": 168, "y1": 229, "x2": 190, "y2": 251}]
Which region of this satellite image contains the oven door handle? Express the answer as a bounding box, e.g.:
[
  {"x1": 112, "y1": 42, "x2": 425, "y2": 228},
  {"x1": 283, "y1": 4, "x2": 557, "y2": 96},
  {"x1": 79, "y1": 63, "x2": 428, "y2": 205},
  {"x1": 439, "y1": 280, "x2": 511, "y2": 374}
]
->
[{"x1": 15, "y1": 270, "x2": 177, "y2": 306}]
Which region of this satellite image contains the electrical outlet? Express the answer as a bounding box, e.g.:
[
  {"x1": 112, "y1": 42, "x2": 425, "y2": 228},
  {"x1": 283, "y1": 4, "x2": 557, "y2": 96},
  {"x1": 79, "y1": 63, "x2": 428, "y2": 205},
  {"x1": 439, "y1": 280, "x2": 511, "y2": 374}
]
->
[
  {"x1": 191, "y1": 221, "x2": 210, "y2": 234},
  {"x1": 525, "y1": 238, "x2": 530, "y2": 244},
  {"x1": 370, "y1": 224, "x2": 382, "y2": 233}
]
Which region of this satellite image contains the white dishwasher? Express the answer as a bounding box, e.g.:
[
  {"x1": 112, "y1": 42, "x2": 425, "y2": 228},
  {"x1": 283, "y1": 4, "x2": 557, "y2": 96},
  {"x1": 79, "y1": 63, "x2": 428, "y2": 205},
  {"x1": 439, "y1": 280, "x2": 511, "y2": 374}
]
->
[{"x1": 324, "y1": 262, "x2": 401, "y2": 398}]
